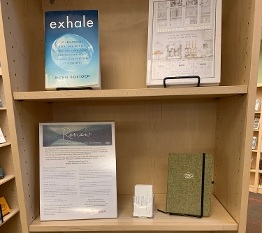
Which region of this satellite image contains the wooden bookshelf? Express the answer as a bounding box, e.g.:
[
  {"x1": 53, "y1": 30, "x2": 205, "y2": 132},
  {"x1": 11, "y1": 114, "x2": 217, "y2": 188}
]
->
[
  {"x1": 0, "y1": 1, "x2": 22, "y2": 232},
  {"x1": 250, "y1": 85, "x2": 262, "y2": 193},
  {"x1": 0, "y1": 0, "x2": 261, "y2": 233},
  {"x1": 13, "y1": 85, "x2": 248, "y2": 102}
]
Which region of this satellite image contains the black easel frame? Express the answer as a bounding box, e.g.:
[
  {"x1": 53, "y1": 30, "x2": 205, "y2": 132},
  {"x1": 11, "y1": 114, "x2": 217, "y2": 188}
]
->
[{"x1": 163, "y1": 76, "x2": 201, "y2": 88}]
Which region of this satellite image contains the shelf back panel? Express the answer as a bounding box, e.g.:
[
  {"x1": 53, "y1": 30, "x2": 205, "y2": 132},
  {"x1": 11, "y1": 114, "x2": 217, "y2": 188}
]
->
[
  {"x1": 52, "y1": 99, "x2": 217, "y2": 194},
  {"x1": 0, "y1": 146, "x2": 14, "y2": 175},
  {"x1": 0, "y1": 179, "x2": 19, "y2": 209}
]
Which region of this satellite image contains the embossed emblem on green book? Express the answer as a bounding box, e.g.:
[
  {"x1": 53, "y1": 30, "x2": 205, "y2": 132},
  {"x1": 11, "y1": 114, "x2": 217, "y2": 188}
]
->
[{"x1": 166, "y1": 153, "x2": 213, "y2": 217}]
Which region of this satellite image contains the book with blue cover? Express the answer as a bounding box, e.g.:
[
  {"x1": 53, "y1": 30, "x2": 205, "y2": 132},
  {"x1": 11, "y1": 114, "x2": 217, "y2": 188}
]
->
[{"x1": 45, "y1": 10, "x2": 100, "y2": 90}]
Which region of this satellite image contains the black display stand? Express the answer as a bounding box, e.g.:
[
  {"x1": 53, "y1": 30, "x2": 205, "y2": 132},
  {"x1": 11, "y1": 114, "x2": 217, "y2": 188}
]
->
[
  {"x1": 56, "y1": 87, "x2": 93, "y2": 91},
  {"x1": 163, "y1": 76, "x2": 201, "y2": 88}
]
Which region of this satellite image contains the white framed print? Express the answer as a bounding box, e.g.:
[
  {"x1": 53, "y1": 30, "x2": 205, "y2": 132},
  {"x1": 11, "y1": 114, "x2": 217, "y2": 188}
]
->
[
  {"x1": 39, "y1": 122, "x2": 117, "y2": 221},
  {"x1": 146, "y1": 0, "x2": 222, "y2": 87}
]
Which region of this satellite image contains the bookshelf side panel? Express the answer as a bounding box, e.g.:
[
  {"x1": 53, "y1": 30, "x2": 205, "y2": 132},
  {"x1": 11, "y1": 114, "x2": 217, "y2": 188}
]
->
[
  {"x1": 0, "y1": 0, "x2": 44, "y2": 92},
  {"x1": 14, "y1": 102, "x2": 52, "y2": 224},
  {"x1": 221, "y1": 0, "x2": 254, "y2": 86}
]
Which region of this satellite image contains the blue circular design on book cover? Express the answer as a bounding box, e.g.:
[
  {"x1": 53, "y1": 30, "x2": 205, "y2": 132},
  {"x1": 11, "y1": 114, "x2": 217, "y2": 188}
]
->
[{"x1": 51, "y1": 33, "x2": 94, "y2": 71}]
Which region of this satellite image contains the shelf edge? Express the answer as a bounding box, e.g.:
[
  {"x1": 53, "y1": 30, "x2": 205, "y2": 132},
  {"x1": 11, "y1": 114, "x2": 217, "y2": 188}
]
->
[
  {"x1": 13, "y1": 85, "x2": 248, "y2": 102},
  {"x1": 0, "y1": 175, "x2": 15, "y2": 186},
  {"x1": 0, "y1": 209, "x2": 19, "y2": 226},
  {"x1": 0, "y1": 142, "x2": 11, "y2": 148},
  {"x1": 29, "y1": 195, "x2": 237, "y2": 232}
]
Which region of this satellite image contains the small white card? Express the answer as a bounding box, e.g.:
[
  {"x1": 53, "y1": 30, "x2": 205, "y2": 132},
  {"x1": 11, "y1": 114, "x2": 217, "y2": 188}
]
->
[
  {"x1": 133, "y1": 184, "x2": 154, "y2": 218},
  {"x1": 0, "y1": 128, "x2": 6, "y2": 144}
]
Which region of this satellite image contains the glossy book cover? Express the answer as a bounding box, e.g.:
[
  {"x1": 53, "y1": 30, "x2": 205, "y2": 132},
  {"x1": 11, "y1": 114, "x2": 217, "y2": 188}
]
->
[{"x1": 45, "y1": 10, "x2": 100, "y2": 90}]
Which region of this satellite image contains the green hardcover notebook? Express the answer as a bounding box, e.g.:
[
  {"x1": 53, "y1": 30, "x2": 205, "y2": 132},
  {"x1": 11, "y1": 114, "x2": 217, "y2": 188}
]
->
[{"x1": 166, "y1": 153, "x2": 213, "y2": 217}]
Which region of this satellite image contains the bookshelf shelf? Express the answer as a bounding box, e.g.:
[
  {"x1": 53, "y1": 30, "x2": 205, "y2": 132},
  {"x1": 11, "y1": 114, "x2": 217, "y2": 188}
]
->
[
  {"x1": 0, "y1": 209, "x2": 19, "y2": 226},
  {"x1": 0, "y1": 142, "x2": 11, "y2": 148},
  {"x1": 13, "y1": 85, "x2": 248, "y2": 102},
  {"x1": 0, "y1": 175, "x2": 15, "y2": 186},
  {"x1": 29, "y1": 195, "x2": 237, "y2": 232}
]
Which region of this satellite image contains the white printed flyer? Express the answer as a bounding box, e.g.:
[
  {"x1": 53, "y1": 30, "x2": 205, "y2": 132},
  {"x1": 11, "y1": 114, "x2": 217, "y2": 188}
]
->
[
  {"x1": 39, "y1": 122, "x2": 117, "y2": 221},
  {"x1": 147, "y1": 0, "x2": 222, "y2": 87}
]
